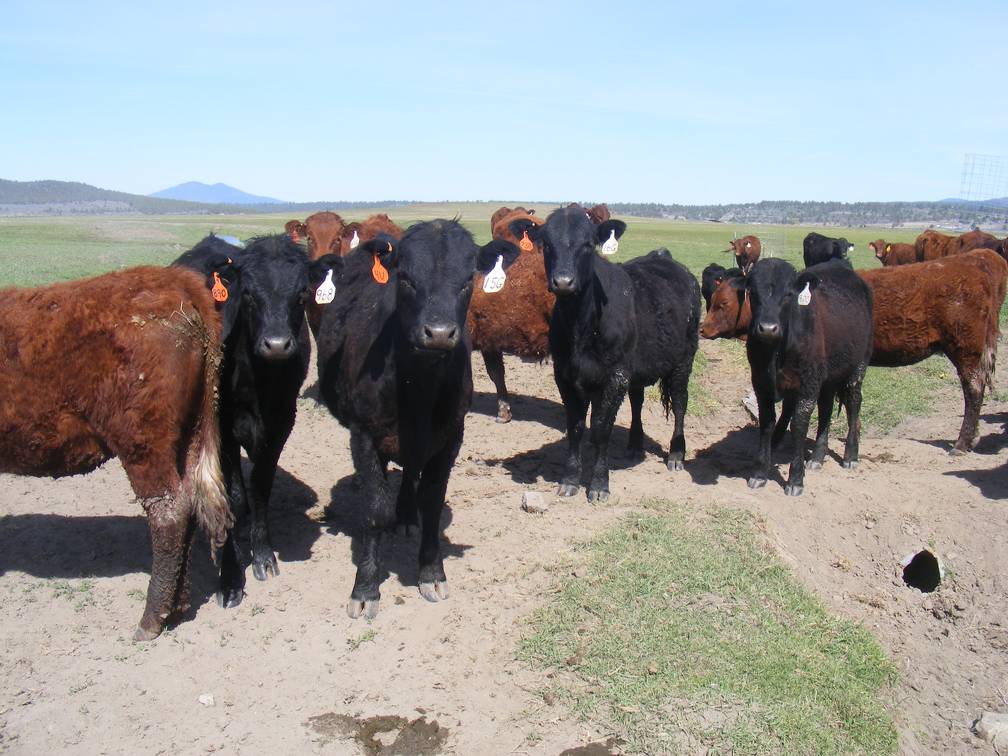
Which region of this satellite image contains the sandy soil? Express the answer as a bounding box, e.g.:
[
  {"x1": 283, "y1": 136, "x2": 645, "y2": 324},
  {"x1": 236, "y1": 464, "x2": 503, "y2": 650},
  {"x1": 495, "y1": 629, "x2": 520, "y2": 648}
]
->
[{"x1": 1, "y1": 339, "x2": 1006, "y2": 755}]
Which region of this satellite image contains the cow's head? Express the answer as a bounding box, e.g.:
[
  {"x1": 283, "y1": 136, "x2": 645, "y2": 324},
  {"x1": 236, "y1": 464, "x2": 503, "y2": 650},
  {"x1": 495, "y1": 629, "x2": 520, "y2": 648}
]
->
[
  {"x1": 361, "y1": 220, "x2": 519, "y2": 353},
  {"x1": 729, "y1": 235, "x2": 761, "y2": 274},
  {"x1": 701, "y1": 263, "x2": 727, "y2": 311},
  {"x1": 837, "y1": 238, "x2": 854, "y2": 259},
  {"x1": 285, "y1": 212, "x2": 347, "y2": 261},
  {"x1": 745, "y1": 258, "x2": 797, "y2": 344},
  {"x1": 213, "y1": 235, "x2": 337, "y2": 359},
  {"x1": 700, "y1": 274, "x2": 750, "y2": 339},
  {"x1": 868, "y1": 239, "x2": 886, "y2": 262},
  {"x1": 509, "y1": 206, "x2": 626, "y2": 296}
]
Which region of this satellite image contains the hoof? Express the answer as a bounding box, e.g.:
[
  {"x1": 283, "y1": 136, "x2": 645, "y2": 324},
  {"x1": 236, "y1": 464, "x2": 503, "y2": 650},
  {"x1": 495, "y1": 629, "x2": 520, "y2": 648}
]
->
[
  {"x1": 418, "y1": 581, "x2": 450, "y2": 603},
  {"x1": 807, "y1": 460, "x2": 823, "y2": 471},
  {"x1": 133, "y1": 624, "x2": 162, "y2": 643},
  {"x1": 346, "y1": 598, "x2": 380, "y2": 619},
  {"x1": 784, "y1": 483, "x2": 804, "y2": 497},
  {"x1": 949, "y1": 446, "x2": 969, "y2": 457},
  {"x1": 557, "y1": 483, "x2": 579, "y2": 497},
  {"x1": 666, "y1": 458, "x2": 684, "y2": 472},
  {"x1": 495, "y1": 404, "x2": 512, "y2": 423},
  {"x1": 747, "y1": 476, "x2": 767, "y2": 489},
  {"x1": 251, "y1": 553, "x2": 279, "y2": 582},
  {"x1": 586, "y1": 488, "x2": 609, "y2": 504},
  {"x1": 841, "y1": 459, "x2": 858, "y2": 469},
  {"x1": 216, "y1": 588, "x2": 244, "y2": 610}
]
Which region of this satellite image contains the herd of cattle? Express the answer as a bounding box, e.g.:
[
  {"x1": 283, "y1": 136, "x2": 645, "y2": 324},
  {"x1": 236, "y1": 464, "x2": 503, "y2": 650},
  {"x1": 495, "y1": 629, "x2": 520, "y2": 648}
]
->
[{"x1": 0, "y1": 206, "x2": 1005, "y2": 641}]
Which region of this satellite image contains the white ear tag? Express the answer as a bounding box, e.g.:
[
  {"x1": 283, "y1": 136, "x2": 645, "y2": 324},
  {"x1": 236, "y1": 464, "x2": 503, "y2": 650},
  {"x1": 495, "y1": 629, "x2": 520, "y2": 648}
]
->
[
  {"x1": 349, "y1": 230, "x2": 360, "y2": 249},
  {"x1": 315, "y1": 269, "x2": 336, "y2": 304},
  {"x1": 482, "y1": 255, "x2": 506, "y2": 293},
  {"x1": 797, "y1": 282, "x2": 811, "y2": 306},
  {"x1": 601, "y1": 229, "x2": 619, "y2": 255}
]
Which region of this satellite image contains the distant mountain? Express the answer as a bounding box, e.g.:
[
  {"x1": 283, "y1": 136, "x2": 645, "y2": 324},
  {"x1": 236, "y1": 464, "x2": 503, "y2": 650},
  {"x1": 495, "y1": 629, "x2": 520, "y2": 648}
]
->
[{"x1": 151, "y1": 181, "x2": 284, "y2": 205}]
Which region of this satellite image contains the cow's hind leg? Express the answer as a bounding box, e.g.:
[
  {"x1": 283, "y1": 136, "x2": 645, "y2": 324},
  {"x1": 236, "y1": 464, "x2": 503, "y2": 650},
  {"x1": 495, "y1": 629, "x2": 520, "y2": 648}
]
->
[
  {"x1": 952, "y1": 355, "x2": 985, "y2": 454},
  {"x1": 136, "y1": 492, "x2": 194, "y2": 641},
  {"x1": 347, "y1": 431, "x2": 391, "y2": 619},
  {"x1": 482, "y1": 350, "x2": 512, "y2": 423},
  {"x1": 841, "y1": 365, "x2": 867, "y2": 468},
  {"x1": 627, "y1": 383, "x2": 645, "y2": 460},
  {"x1": 416, "y1": 440, "x2": 460, "y2": 603},
  {"x1": 586, "y1": 374, "x2": 629, "y2": 503},
  {"x1": 662, "y1": 366, "x2": 690, "y2": 471},
  {"x1": 807, "y1": 389, "x2": 835, "y2": 470}
]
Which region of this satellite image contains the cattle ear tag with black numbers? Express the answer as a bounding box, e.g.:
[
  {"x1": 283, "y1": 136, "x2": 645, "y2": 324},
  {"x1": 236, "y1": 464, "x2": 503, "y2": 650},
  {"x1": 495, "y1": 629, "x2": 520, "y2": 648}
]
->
[
  {"x1": 211, "y1": 271, "x2": 229, "y2": 302},
  {"x1": 519, "y1": 230, "x2": 534, "y2": 253},
  {"x1": 372, "y1": 246, "x2": 390, "y2": 284},
  {"x1": 601, "y1": 229, "x2": 619, "y2": 255},
  {"x1": 483, "y1": 256, "x2": 506, "y2": 293},
  {"x1": 797, "y1": 282, "x2": 811, "y2": 306},
  {"x1": 315, "y1": 269, "x2": 336, "y2": 304},
  {"x1": 349, "y1": 230, "x2": 360, "y2": 249}
]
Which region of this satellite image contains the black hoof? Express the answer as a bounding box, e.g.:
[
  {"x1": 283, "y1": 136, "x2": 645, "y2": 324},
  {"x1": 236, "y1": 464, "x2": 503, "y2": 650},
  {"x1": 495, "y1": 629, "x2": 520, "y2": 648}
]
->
[
  {"x1": 347, "y1": 598, "x2": 380, "y2": 619},
  {"x1": 949, "y1": 446, "x2": 970, "y2": 457},
  {"x1": 557, "y1": 483, "x2": 579, "y2": 497},
  {"x1": 747, "y1": 476, "x2": 767, "y2": 489},
  {"x1": 667, "y1": 457, "x2": 684, "y2": 472},
  {"x1": 418, "y1": 581, "x2": 450, "y2": 603},
  {"x1": 251, "y1": 553, "x2": 279, "y2": 582},
  {"x1": 587, "y1": 488, "x2": 609, "y2": 504},
  {"x1": 216, "y1": 588, "x2": 244, "y2": 610},
  {"x1": 784, "y1": 483, "x2": 804, "y2": 497}
]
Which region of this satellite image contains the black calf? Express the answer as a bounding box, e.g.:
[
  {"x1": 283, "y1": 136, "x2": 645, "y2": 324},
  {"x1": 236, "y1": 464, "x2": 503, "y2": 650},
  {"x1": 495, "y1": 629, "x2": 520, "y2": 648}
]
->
[
  {"x1": 316, "y1": 221, "x2": 518, "y2": 618},
  {"x1": 174, "y1": 234, "x2": 335, "y2": 606},
  {"x1": 802, "y1": 232, "x2": 854, "y2": 267},
  {"x1": 701, "y1": 263, "x2": 742, "y2": 311},
  {"x1": 511, "y1": 207, "x2": 700, "y2": 502},
  {"x1": 745, "y1": 258, "x2": 873, "y2": 495}
]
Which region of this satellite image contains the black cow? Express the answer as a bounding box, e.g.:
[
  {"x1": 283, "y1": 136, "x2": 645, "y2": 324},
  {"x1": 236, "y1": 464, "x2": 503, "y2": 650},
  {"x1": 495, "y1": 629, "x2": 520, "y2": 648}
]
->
[
  {"x1": 173, "y1": 234, "x2": 337, "y2": 607},
  {"x1": 316, "y1": 220, "x2": 519, "y2": 619},
  {"x1": 802, "y1": 232, "x2": 854, "y2": 267},
  {"x1": 745, "y1": 258, "x2": 873, "y2": 495},
  {"x1": 510, "y1": 207, "x2": 700, "y2": 502},
  {"x1": 701, "y1": 263, "x2": 742, "y2": 312}
]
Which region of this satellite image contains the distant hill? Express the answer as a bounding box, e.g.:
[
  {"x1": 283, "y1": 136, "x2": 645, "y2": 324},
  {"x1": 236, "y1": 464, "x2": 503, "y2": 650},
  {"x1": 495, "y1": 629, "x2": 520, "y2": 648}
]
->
[
  {"x1": 937, "y1": 197, "x2": 1008, "y2": 209},
  {"x1": 151, "y1": 181, "x2": 284, "y2": 205}
]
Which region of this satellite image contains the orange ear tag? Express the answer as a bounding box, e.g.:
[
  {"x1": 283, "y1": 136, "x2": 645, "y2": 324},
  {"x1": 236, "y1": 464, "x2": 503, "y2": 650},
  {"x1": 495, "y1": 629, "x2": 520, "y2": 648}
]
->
[
  {"x1": 371, "y1": 255, "x2": 389, "y2": 284},
  {"x1": 211, "y1": 271, "x2": 229, "y2": 302},
  {"x1": 519, "y1": 230, "x2": 534, "y2": 253}
]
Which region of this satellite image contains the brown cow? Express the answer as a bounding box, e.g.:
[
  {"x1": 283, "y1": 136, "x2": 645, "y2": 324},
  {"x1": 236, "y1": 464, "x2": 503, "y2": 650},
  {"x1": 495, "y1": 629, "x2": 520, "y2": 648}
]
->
[
  {"x1": 490, "y1": 206, "x2": 535, "y2": 231},
  {"x1": 566, "y1": 202, "x2": 611, "y2": 225},
  {"x1": 468, "y1": 207, "x2": 553, "y2": 422},
  {"x1": 701, "y1": 250, "x2": 1008, "y2": 452},
  {"x1": 869, "y1": 239, "x2": 918, "y2": 266},
  {"x1": 0, "y1": 267, "x2": 232, "y2": 640},
  {"x1": 916, "y1": 228, "x2": 1001, "y2": 261},
  {"x1": 340, "y1": 213, "x2": 403, "y2": 256},
  {"x1": 915, "y1": 229, "x2": 956, "y2": 261},
  {"x1": 729, "y1": 235, "x2": 761, "y2": 273}
]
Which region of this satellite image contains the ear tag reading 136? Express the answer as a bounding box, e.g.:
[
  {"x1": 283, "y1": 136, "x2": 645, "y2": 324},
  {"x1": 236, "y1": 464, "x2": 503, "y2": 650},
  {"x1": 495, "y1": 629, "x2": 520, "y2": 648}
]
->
[
  {"x1": 211, "y1": 272, "x2": 229, "y2": 302},
  {"x1": 315, "y1": 269, "x2": 336, "y2": 304},
  {"x1": 482, "y1": 255, "x2": 506, "y2": 293},
  {"x1": 601, "y1": 229, "x2": 619, "y2": 255},
  {"x1": 797, "y1": 282, "x2": 812, "y2": 306},
  {"x1": 372, "y1": 254, "x2": 389, "y2": 284},
  {"x1": 519, "y1": 230, "x2": 534, "y2": 252},
  {"x1": 349, "y1": 230, "x2": 360, "y2": 249}
]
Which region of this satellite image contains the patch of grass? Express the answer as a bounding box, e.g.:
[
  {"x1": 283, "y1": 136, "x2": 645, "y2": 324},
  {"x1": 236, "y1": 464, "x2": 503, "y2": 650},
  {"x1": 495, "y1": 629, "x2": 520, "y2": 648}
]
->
[
  {"x1": 347, "y1": 629, "x2": 377, "y2": 651},
  {"x1": 520, "y1": 504, "x2": 898, "y2": 755}
]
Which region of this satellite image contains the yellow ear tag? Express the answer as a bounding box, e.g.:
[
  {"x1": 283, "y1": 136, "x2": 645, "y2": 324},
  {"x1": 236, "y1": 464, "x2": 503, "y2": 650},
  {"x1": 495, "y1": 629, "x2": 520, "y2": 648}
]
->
[
  {"x1": 372, "y1": 254, "x2": 389, "y2": 285},
  {"x1": 797, "y1": 282, "x2": 811, "y2": 306},
  {"x1": 211, "y1": 271, "x2": 229, "y2": 302},
  {"x1": 519, "y1": 230, "x2": 534, "y2": 253},
  {"x1": 315, "y1": 269, "x2": 336, "y2": 304},
  {"x1": 482, "y1": 255, "x2": 506, "y2": 293},
  {"x1": 349, "y1": 229, "x2": 360, "y2": 249},
  {"x1": 601, "y1": 229, "x2": 619, "y2": 255},
  {"x1": 885, "y1": 244, "x2": 891, "y2": 253}
]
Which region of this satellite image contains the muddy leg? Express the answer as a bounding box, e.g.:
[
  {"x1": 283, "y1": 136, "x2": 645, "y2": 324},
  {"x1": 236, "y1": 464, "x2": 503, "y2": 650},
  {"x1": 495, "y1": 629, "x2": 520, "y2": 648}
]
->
[
  {"x1": 627, "y1": 383, "x2": 645, "y2": 460},
  {"x1": 953, "y1": 364, "x2": 984, "y2": 454},
  {"x1": 665, "y1": 368, "x2": 690, "y2": 471},
  {"x1": 347, "y1": 431, "x2": 392, "y2": 619},
  {"x1": 842, "y1": 366, "x2": 866, "y2": 468},
  {"x1": 136, "y1": 494, "x2": 193, "y2": 641},
  {"x1": 586, "y1": 374, "x2": 628, "y2": 503},
  {"x1": 482, "y1": 350, "x2": 511, "y2": 423},
  {"x1": 556, "y1": 375, "x2": 588, "y2": 497},
  {"x1": 748, "y1": 383, "x2": 778, "y2": 489},
  {"x1": 808, "y1": 389, "x2": 835, "y2": 470},
  {"x1": 785, "y1": 393, "x2": 817, "y2": 496},
  {"x1": 416, "y1": 441, "x2": 458, "y2": 603}
]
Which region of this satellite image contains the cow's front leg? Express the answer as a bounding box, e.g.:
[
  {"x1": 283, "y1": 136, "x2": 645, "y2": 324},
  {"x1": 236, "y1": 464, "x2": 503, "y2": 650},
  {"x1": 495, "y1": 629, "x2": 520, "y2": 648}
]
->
[
  {"x1": 248, "y1": 444, "x2": 282, "y2": 581},
  {"x1": 586, "y1": 373, "x2": 629, "y2": 503},
  {"x1": 555, "y1": 375, "x2": 588, "y2": 497},
  {"x1": 785, "y1": 391, "x2": 818, "y2": 496},
  {"x1": 416, "y1": 440, "x2": 459, "y2": 603},
  {"x1": 347, "y1": 431, "x2": 391, "y2": 619}
]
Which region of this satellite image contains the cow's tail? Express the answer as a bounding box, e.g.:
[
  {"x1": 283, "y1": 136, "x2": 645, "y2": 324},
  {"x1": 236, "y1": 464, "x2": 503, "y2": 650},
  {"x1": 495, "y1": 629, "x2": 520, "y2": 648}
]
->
[
  {"x1": 183, "y1": 306, "x2": 232, "y2": 561},
  {"x1": 659, "y1": 374, "x2": 674, "y2": 419}
]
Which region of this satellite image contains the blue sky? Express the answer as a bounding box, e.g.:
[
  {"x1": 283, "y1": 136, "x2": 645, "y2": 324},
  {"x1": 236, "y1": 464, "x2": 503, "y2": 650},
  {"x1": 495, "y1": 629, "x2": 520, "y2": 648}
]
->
[{"x1": 1, "y1": 1, "x2": 1005, "y2": 204}]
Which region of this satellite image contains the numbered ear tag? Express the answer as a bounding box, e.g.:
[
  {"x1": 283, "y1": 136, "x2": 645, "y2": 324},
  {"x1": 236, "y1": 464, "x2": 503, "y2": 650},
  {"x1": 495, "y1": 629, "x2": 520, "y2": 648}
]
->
[
  {"x1": 482, "y1": 255, "x2": 506, "y2": 293},
  {"x1": 372, "y1": 255, "x2": 389, "y2": 284},
  {"x1": 519, "y1": 230, "x2": 534, "y2": 253},
  {"x1": 349, "y1": 229, "x2": 360, "y2": 249},
  {"x1": 315, "y1": 269, "x2": 336, "y2": 304},
  {"x1": 211, "y1": 271, "x2": 229, "y2": 302},
  {"x1": 797, "y1": 282, "x2": 811, "y2": 306},
  {"x1": 601, "y1": 229, "x2": 619, "y2": 255}
]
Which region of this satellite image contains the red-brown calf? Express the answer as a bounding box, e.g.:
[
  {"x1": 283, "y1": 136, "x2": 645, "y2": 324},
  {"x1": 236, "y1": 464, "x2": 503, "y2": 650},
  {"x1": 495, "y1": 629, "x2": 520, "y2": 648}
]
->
[{"x1": 870, "y1": 239, "x2": 918, "y2": 266}]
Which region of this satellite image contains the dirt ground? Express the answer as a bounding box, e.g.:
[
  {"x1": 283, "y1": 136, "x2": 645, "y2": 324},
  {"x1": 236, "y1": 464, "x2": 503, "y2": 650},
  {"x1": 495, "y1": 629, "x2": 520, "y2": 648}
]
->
[{"x1": 1, "y1": 338, "x2": 1006, "y2": 755}]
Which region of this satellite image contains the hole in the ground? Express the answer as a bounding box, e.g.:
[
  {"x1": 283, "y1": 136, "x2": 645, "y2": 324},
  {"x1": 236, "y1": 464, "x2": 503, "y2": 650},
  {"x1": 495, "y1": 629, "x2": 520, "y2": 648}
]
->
[{"x1": 902, "y1": 550, "x2": 942, "y2": 593}]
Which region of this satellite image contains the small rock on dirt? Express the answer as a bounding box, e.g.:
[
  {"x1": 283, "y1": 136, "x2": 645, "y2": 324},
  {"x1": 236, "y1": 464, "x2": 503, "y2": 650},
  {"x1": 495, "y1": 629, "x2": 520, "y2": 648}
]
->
[
  {"x1": 198, "y1": 694, "x2": 215, "y2": 707},
  {"x1": 521, "y1": 491, "x2": 549, "y2": 514},
  {"x1": 972, "y1": 711, "x2": 1008, "y2": 744}
]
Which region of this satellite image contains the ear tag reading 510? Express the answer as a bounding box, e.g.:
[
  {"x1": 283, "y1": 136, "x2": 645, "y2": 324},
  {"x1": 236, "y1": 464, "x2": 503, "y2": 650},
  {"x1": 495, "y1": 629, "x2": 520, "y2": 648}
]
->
[
  {"x1": 372, "y1": 254, "x2": 389, "y2": 284},
  {"x1": 519, "y1": 230, "x2": 534, "y2": 253},
  {"x1": 601, "y1": 229, "x2": 619, "y2": 255},
  {"x1": 797, "y1": 282, "x2": 811, "y2": 306},
  {"x1": 315, "y1": 269, "x2": 336, "y2": 304},
  {"x1": 482, "y1": 255, "x2": 506, "y2": 293},
  {"x1": 349, "y1": 229, "x2": 360, "y2": 249},
  {"x1": 211, "y1": 271, "x2": 229, "y2": 302}
]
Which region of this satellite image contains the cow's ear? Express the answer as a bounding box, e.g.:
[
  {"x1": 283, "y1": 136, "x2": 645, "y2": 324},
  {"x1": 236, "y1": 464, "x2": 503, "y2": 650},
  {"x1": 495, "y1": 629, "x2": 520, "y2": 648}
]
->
[
  {"x1": 477, "y1": 239, "x2": 520, "y2": 274},
  {"x1": 359, "y1": 237, "x2": 397, "y2": 269},
  {"x1": 285, "y1": 220, "x2": 306, "y2": 242},
  {"x1": 202, "y1": 255, "x2": 242, "y2": 342},
  {"x1": 308, "y1": 254, "x2": 343, "y2": 287},
  {"x1": 508, "y1": 218, "x2": 543, "y2": 244},
  {"x1": 595, "y1": 219, "x2": 626, "y2": 245}
]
